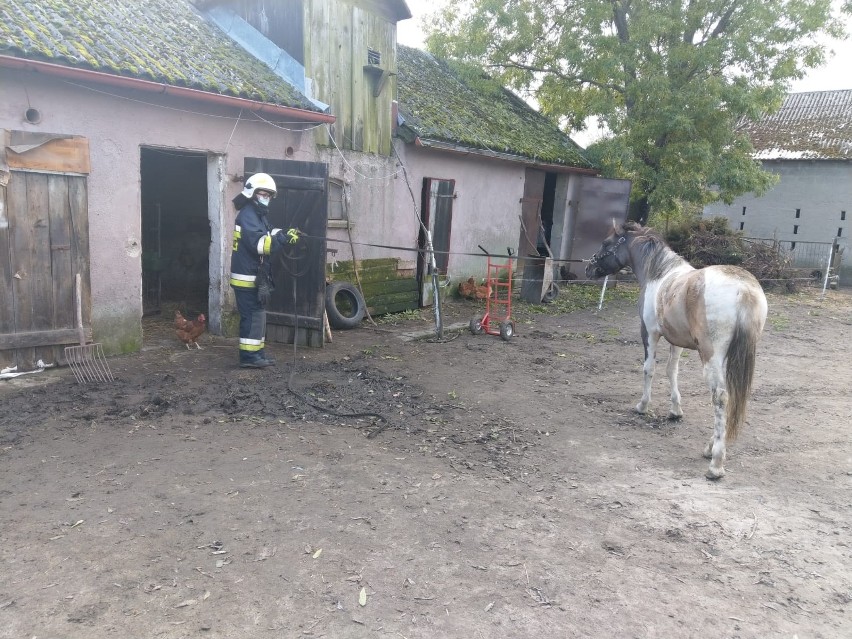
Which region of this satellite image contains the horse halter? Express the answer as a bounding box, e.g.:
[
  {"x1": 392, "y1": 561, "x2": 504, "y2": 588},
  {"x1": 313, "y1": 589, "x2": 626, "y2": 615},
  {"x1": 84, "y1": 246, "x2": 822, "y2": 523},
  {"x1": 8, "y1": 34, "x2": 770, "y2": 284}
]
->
[{"x1": 589, "y1": 235, "x2": 627, "y2": 270}]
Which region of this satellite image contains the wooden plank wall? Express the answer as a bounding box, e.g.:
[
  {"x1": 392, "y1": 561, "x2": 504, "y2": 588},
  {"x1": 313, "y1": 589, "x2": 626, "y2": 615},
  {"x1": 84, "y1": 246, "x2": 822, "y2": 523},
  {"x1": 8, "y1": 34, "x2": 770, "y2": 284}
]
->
[
  {"x1": 329, "y1": 258, "x2": 418, "y2": 316},
  {"x1": 308, "y1": 0, "x2": 397, "y2": 155}
]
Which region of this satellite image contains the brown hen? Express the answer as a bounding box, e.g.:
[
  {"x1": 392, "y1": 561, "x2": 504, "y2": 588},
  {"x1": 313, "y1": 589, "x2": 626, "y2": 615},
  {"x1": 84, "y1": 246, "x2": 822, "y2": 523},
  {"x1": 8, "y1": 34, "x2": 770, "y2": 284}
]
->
[{"x1": 176, "y1": 313, "x2": 206, "y2": 349}]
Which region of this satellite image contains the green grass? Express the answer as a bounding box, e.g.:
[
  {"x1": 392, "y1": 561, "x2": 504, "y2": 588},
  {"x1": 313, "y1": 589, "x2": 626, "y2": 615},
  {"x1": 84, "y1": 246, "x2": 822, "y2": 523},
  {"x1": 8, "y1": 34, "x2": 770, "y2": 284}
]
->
[
  {"x1": 767, "y1": 313, "x2": 791, "y2": 331},
  {"x1": 514, "y1": 281, "x2": 640, "y2": 316},
  {"x1": 374, "y1": 308, "x2": 426, "y2": 324}
]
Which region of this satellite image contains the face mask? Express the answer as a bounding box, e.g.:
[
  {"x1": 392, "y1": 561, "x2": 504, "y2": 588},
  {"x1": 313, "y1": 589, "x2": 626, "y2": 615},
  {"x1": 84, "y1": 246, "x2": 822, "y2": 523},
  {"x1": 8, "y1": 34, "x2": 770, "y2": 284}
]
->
[{"x1": 256, "y1": 195, "x2": 271, "y2": 208}]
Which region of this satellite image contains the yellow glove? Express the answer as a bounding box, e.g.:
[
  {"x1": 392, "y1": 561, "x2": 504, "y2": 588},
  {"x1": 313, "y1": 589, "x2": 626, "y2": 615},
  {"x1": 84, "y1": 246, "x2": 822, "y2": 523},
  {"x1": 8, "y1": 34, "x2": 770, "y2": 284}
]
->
[{"x1": 286, "y1": 228, "x2": 301, "y2": 244}]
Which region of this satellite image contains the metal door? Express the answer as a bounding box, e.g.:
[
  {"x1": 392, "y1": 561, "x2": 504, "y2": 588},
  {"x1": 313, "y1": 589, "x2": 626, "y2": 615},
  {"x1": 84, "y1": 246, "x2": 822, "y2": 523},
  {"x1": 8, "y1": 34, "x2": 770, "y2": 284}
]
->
[{"x1": 567, "y1": 176, "x2": 632, "y2": 278}]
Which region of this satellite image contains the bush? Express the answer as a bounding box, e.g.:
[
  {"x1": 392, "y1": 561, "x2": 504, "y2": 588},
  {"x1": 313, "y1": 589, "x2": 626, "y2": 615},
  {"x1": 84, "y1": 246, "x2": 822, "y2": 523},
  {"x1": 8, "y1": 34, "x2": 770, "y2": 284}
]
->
[{"x1": 664, "y1": 218, "x2": 797, "y2": 291}]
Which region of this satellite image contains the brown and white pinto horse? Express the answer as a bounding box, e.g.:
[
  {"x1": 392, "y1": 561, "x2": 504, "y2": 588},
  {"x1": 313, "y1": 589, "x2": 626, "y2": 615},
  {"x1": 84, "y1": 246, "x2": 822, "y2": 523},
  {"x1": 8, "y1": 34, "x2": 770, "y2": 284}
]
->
[{"x1": 586, "y1": 221, "x2": 768, "y2": 479}]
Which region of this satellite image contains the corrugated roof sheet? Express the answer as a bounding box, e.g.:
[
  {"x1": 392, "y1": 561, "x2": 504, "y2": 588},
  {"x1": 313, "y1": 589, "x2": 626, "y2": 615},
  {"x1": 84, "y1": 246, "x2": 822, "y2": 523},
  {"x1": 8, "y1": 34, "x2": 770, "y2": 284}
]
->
[
  {"x1": 745, "y1": 89, "x2": 852, "y2": 160},
  {"x1": 396, "y1": 45, "x2": 594, "y2": 169},
  {"x1": 0, "y1": 0, "x2": 321, "y2": 112}
]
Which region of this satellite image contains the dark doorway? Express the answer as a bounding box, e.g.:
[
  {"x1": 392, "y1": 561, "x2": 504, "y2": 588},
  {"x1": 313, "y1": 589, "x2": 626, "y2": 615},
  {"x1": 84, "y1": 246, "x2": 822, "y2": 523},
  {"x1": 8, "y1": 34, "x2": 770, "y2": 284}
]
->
[
  {"x1": 538, "y1": 172, "x2": 557, "y2": 255},
  {"x1": 140, "y1": 148, "x2": 210, "y2": 317}
]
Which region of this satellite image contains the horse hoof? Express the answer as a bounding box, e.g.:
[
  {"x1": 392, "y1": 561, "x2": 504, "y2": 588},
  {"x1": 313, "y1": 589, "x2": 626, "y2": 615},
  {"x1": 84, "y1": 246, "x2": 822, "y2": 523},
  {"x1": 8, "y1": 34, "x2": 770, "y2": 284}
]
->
[
  {"x1": 668, "y1": 412, "x2": 683, "y2": 421},
  {"x1": 635, "y1": 404, "x2": 648, "y2": 414},
  {"x1": 705, "y1": 467, "x2": 725, "y2": 480}
]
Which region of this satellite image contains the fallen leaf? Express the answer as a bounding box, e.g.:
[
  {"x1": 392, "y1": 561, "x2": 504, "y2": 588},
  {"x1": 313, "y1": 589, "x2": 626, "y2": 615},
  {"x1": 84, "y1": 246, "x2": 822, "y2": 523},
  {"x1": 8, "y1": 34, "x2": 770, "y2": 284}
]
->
[
  {"x1": 312, "y1": 548, "x2": 322, "y2": 559},
  {"x1": 175, "y1": 599, "x2": 197, "y2": 608},
  {"x1": 358, "y1": 587, "x2": 367, "y2": 607}
]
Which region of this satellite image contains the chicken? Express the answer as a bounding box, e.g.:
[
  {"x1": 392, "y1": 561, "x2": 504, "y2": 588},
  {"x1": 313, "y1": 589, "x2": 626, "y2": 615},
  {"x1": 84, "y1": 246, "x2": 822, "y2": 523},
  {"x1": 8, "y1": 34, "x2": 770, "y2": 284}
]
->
[
  {"x1": 174, "y1": 310, "x2": 190, "y2": 331},
  {"x1": 458, "y1": 277, "x2": 491, "y2": 300},
  {"x1": 176, "y1": 313, "x2": 206, "y2": 349}
]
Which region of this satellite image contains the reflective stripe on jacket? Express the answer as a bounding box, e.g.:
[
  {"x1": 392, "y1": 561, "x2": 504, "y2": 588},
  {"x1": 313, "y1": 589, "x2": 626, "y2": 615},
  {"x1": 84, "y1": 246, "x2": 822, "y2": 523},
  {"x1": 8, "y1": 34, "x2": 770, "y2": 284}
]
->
[{"x1": 229, "y1": 201, "x2": 286, "y2": 288}]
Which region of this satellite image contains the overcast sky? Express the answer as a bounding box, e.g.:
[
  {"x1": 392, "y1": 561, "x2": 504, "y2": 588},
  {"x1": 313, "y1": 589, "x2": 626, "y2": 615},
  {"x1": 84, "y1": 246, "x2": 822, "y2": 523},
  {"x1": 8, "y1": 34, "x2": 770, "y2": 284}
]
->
[{"x1": 397, "y1": 1, "x2": 852, "y2": 93}]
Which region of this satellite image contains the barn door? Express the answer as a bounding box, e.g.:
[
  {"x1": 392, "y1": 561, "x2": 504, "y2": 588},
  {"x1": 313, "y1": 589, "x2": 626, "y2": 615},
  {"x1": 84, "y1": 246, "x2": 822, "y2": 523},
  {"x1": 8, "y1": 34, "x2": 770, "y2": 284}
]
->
[
  {"x1": 418, "y1": 178, "x2": 455, "y2": 306},
  {"x1": 1, "y1": 132, "x2": 91, "y2": 372},
  {"x1": 244, "y1": 158, "x2": 328, "y2": 347},
  {"x1": 517, "y1": 168, "x2": 546, "y2": 260},
  {"x1": 567, "y1": 176, "x2": 632, "y2": 277}
]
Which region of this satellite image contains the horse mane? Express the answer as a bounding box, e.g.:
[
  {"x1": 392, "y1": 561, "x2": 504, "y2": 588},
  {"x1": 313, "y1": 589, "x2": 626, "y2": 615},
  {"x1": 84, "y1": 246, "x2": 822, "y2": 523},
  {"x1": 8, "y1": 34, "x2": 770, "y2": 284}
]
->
[{"x1": 621, "y1": 222, "x2": 687, "y2": 280}]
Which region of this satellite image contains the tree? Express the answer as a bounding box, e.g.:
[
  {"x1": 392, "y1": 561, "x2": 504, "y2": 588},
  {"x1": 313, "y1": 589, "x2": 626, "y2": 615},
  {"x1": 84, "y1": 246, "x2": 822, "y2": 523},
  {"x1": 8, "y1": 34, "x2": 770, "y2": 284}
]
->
[{"x1": 426, "y1": 0, "x2": 851, "y2": 223}]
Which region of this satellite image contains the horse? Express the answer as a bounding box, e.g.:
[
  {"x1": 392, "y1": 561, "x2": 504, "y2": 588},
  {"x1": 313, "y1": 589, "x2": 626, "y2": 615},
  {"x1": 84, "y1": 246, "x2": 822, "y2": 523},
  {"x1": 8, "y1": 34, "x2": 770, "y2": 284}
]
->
[{"x1": 585, "y1": 221, "x2": 768, "y2": 479}]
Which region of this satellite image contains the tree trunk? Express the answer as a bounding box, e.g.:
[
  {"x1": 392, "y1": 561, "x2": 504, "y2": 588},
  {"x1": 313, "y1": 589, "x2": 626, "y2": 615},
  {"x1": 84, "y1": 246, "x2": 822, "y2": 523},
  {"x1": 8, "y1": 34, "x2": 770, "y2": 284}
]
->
[{"x1": 628, "y1": 196, "x2": 650, "y2": 225}]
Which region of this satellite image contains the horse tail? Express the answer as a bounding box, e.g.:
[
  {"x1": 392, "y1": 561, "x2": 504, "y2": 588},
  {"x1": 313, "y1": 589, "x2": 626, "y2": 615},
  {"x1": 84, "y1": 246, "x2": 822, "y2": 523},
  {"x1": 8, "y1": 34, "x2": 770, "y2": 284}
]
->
[{"x1": 724, "y1": 313, "x2": 760, "y2": 441}]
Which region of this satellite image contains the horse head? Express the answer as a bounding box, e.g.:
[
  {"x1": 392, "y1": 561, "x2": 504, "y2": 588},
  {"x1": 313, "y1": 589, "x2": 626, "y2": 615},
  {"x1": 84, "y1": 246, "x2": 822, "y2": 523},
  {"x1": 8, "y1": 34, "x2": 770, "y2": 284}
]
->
[{"x1": 585, "y1": 221, "x2": 632, "y2": 279}]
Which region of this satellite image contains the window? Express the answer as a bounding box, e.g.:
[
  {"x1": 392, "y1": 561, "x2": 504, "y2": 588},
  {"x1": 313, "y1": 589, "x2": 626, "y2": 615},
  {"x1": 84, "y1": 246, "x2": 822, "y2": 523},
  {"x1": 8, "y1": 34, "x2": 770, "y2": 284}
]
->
[
  {"x1": 327, "y1": 178, "x2": 346, "y2": 221},
  {"x1": 790, "y1": 242, "x2": 796, "y2": 250},
  {"x1": 795, "y1": 208, "x2": 801, "y2": 218},
  {"x1": 842, "y1": 211, "x2": 847, "y2": 221},
  {"x1": 367, "y1": 48, "x2": 381, "y2": 65},
  {"x1": 739, "y1": 222, "x2": 744, "y2": 230},
  {"x1": 839, "y1": 228, "x2": 844, "y2": 238},
  {"x1": 742, "y1": 206, "x2": 747, "y2": 216},
  {"x1": 793, "y1": 225, "x2": 799, "y2": 235}
]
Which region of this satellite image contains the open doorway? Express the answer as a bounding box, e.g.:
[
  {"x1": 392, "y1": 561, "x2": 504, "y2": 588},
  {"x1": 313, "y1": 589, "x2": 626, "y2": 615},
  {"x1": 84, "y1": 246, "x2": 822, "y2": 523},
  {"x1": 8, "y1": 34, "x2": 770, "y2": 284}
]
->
[{"x1": 140, "y1": 147, "x2": 210, "y2": 319}]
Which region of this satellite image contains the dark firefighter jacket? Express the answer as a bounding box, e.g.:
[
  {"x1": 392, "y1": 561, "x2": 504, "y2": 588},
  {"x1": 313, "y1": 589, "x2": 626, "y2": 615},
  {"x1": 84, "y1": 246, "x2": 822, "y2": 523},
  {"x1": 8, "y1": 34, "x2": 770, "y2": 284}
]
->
[{"x1": 229, "y1": 201, "x2": 287, "y2": 289}]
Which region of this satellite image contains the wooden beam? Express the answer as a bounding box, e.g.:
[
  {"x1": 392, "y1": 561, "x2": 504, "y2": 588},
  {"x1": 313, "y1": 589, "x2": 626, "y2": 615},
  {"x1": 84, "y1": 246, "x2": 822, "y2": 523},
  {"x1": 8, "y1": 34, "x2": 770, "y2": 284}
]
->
[{"x1": 0, "y1": 328, "x2": 92, "y2": 349}]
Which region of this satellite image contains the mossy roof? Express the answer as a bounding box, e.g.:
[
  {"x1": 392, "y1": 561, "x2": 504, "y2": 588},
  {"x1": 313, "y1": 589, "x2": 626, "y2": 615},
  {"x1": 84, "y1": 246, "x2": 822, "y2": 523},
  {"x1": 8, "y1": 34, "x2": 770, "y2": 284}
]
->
[
  {"x1": 744, "y1": 90, "x2": 852, "y2": 161},
  {"x1": 0, "y1": 0, "x2": 321, "y2": 112},
  {"x1": 396, "y1": 45, "x2": 594, "y2": 169}
]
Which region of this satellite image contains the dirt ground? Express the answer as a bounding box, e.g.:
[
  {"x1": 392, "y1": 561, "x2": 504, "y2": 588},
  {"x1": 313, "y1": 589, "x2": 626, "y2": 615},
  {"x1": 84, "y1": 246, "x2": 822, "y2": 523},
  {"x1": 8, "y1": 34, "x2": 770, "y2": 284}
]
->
[{"x1": 1, "y1": 284, "x2": 850, "y2": 639}]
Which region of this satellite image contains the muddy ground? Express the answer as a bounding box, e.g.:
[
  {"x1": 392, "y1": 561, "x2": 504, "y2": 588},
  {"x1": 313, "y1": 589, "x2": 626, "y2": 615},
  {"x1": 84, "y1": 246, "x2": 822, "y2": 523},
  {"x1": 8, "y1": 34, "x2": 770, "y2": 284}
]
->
[{"x1": 1, "y1": 285, "x2": 850, "y2": 639}]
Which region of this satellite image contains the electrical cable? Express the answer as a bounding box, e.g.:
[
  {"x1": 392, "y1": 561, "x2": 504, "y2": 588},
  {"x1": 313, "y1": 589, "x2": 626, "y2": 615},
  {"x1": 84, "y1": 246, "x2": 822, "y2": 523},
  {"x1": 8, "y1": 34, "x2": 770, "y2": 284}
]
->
[{"x1": 282, "y1": 272, "x2": 389, "y2": 433}]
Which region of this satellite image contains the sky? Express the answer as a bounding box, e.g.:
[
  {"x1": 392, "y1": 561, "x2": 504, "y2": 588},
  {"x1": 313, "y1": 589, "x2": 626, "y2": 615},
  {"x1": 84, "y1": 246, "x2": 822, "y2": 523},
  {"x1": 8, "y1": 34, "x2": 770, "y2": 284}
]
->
[{"x1": 397, "y1": 1, "x2": 852, "y2": 94}]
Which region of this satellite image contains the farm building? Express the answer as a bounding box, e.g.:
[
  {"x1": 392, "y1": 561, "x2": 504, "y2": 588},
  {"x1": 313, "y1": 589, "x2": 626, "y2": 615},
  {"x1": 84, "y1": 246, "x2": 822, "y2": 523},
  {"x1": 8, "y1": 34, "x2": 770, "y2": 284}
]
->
[
  {"x1": 1, "y1": 0, "x2": 626, "y2": 371},
  {"x1": 703, "y1": 89, "x2": 851, "y2": 285}
]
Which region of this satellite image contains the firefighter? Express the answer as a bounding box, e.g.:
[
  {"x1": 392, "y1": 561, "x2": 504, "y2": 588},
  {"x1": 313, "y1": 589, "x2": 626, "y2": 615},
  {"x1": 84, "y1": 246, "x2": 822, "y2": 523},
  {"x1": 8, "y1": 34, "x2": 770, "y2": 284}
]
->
[{"x1": 229, "y1": 172, "x2": 290, "y2": 368}]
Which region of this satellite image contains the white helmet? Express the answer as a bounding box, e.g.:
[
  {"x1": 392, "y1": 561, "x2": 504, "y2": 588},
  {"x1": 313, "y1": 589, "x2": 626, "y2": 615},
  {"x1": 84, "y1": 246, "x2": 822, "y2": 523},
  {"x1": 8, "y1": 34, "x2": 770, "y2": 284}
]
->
[{"x1": 241, "y1": 173, "x2": 277, "y2": 199}]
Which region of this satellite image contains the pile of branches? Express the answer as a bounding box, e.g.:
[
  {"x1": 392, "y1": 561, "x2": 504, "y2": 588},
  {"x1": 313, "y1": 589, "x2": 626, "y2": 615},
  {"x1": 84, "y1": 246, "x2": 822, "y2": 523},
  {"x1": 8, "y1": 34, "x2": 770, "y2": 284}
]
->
[{"x1": 665, "y1": 218, "x2": 797, "y2": 291}]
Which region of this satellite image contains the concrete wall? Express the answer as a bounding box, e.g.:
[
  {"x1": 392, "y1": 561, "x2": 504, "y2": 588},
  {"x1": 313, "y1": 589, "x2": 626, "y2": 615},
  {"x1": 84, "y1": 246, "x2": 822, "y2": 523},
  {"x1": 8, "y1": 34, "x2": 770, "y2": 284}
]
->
[
  {"x1": 389, "y1": 141, "x2": 529, "y2": 281},
  {"x1": 1, "y1": 68, "x2": 311, "y2": 352},
  {"x1": 703, "y1": 160, "x2": 851, "y2": 284}
]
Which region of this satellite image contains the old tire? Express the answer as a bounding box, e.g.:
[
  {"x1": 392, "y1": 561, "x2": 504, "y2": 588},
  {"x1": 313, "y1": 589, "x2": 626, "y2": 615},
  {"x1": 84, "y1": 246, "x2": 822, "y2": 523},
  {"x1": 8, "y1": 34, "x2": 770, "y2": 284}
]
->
[
  {"x1": 325, "y1": 282, "x2": 365, "y2": 330},
  {"x1": 469, "y1": 317, "x2": 484, "y2": 334},
  {"x1": 541, "y1": 281, "x2": 560, "y2": 303}
]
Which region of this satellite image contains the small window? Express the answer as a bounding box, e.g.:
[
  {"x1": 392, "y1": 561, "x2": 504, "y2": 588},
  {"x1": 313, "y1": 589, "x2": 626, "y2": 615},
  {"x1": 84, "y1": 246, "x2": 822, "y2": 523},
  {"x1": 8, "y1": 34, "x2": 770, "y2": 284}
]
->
[
  {"x1": 790, "y1": 242, "x2": 796, "y2": 250},
  {"x1": 367, "y1": 48, "x2": 381, "y2": 65},
  {"x1": 842, "y1": 211, "x2": 847, "y2": 221},
  {"x1": 839, "y1": 228, "x2": 844, "y2": 238},
  {"x1": 742, "y1": 206, "x2": 746, "y2": 216},
  {"x1": 793, "y1": 225, "x2": 799, "y2": 235},
  {"x1": 795, "y1": 208, "x2": 801, "y2": 218},
  {"x1": 327, "y1": 179, "x2": 346, "y2": 220},
  {"x1": 739, "y1": 222, "x2": 744, "y2": 230}
]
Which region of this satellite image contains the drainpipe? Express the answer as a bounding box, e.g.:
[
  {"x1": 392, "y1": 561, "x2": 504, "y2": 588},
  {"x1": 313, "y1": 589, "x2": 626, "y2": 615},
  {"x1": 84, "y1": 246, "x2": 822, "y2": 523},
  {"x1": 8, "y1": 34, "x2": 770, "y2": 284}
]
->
[{"x1": 0, "y1": 55, "x2": 336, "y2": 124}]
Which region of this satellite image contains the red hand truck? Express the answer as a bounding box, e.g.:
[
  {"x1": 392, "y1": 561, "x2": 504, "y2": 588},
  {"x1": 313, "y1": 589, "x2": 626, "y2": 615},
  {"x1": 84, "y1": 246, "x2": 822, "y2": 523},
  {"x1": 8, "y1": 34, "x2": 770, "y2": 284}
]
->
[{"x1": 469, "y1": 247, "x2": 515, "y2": 341}]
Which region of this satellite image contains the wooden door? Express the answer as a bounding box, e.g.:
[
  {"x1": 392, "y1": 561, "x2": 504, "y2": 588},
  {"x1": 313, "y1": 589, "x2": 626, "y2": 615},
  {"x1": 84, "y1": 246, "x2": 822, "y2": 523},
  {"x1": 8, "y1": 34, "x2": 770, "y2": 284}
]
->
[
  {"x1": 417, "y1": 178, "x2": 454, "y2": 306},
  {"x1": 0, "y1": 171, "x2": 90, "y2": 370},
  {"x1": 244, "y1": 158, "x2": 328, "y2": 347},
  {"x1": 517, "y1": 168, "x2": 546, "y2": 261}
]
